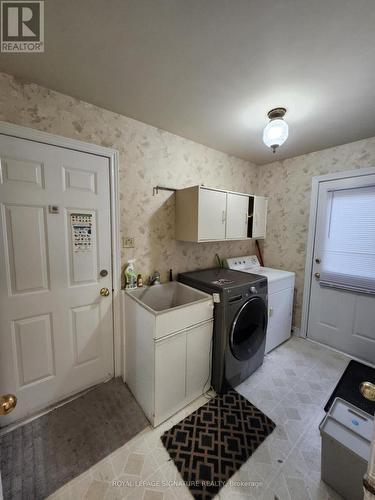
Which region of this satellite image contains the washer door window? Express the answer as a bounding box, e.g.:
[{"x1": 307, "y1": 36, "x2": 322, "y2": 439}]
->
[{"x1": 230, "y1": 297, "x2": 268, "y2": 361}]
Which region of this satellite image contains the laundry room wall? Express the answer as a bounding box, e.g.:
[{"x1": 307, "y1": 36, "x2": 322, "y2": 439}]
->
[
  {"x1": 258, "y1": 137, "x2": 375, "y2": 328},
  {"x1": 0, "y1": 72, "x2": 259, "y2": 282},
  {"x1": 3, "y1": 71, "x2": 375, "y2": 329}
]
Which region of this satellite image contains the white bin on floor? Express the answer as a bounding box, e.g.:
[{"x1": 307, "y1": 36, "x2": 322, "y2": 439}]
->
[{"x1": 320, "y1": 397, "x2": 373, "y2": 500}]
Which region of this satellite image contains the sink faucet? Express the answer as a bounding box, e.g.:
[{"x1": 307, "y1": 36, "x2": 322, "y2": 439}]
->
[{"x1": 149, "y1": 271, "x2": 161, "y2": 285}]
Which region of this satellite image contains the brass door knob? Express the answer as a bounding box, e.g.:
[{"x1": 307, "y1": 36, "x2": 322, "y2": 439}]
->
[
  {"x1": 314, "y1": 272, "x2": 321, "y2": 279},
  {"x1": 360, "y1": 381, "x2": 375, "y2": 401},
  {"x1": 0, "y1": 394, "x2": 17, "y2": 416},
  {"x1": 100, "y1": 287, "x2": 110, "y2": 297}
]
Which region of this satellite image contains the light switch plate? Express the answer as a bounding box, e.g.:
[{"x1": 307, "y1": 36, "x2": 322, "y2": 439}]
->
[{"x1": 123, "y1": 237, "x2": 135, "y2": 248}]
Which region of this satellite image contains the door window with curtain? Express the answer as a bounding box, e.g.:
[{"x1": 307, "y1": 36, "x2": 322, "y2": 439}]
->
[{"x1": 320, "y1": 185, "x2": 375, "y2": 294}]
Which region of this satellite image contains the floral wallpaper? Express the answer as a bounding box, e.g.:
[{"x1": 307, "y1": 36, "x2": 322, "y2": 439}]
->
[
  {"x1": 0, "y1": 72, "x2": 258, "y2": 283},
  {"x1": 258, "y1": 137, "x2": 375, "y2": 327}
]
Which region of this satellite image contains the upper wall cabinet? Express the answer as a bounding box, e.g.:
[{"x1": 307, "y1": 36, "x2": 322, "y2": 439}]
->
[{"x1": 175, "y1": 186, "x2": 267, "y2": 242}]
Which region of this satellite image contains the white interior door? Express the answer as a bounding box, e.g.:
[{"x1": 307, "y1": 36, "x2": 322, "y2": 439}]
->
[
  {"x1": 198, "y1": 188, "x2": 227, "y2": 240},
  {"x1": 0, "y1": 134, "x2": 114, "y2": 426},
  {"x1": 307, "y1": 173, "x2": 375, "y2": 362},
  {"x1": 226, "y1": 193, "x2": 249, "y2": 239}
]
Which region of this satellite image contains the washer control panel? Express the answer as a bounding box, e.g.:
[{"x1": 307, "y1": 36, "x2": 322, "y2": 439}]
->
[{"x1": 226, "y1": 255, "x2": 260, "y2": 271}]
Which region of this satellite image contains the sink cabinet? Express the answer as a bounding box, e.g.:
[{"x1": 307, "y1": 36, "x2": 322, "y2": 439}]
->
[
  {"x1": 175, "y1": 185, "x2": 267, "y2": 242},
  {"x1": 154, "y1": 321, "x2": 212, "y2": 424},
  {"x1": 124, "y1": 287, "x2": 213, "y2": 426}
]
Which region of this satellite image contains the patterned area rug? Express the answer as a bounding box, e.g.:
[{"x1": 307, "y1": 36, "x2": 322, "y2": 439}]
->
[
  {"x1": 0, "y1": 378, "x2": 148, "y2": 499},
  {"x1": 161, "y1": 389, "x2": 275, "y2": 499}
]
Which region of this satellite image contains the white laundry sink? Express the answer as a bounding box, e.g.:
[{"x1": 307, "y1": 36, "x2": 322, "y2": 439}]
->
[
  {"x1": 126, "y1": 281, "x2": 210, "y2": 313},
  {"x1": 125, "y1": 281, "x2": 213, "y2": 339}
]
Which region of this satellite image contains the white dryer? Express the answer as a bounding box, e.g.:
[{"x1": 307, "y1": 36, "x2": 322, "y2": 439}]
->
[{"x1": 226, "y1": 255, "x2": 295, "y2": 353}]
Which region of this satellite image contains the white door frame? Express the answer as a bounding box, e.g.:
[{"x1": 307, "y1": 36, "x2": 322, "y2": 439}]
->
[
  {"x1": 0, "y1": 121, "x2": 122, "y2": 377},
  {"x1": 301, "y1": 166, "x2": 375, "y2": 338}
]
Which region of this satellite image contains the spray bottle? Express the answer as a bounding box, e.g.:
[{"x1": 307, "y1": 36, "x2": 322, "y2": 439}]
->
[{"x1": 125, "y1": 259, "x2": 137, "y2": 290}]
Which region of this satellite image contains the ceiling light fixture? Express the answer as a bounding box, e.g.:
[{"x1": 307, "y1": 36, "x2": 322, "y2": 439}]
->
[{"x1": 263, "y1": 107, "x2": 288, "y2": 153}]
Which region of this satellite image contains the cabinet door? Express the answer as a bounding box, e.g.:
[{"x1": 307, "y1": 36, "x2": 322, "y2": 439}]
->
[
  {"x1": 265, "y1": 288, "x2": 293, "y2": 353},
  {"x1": 198, "y1": 188, "x2": 227, "y2": 240},
  {"x1": 226, "y1": 193, "x2": 249, "y2": 239},
  {"x1": 252, "y1": 196, "x2": 268, "y2": 239},
  {"x1": 186, "y1": 320, "x2": 213, "y2": 400},
  {"x1": 154, "y1": 332, "x2": 186, "y2": 425}
]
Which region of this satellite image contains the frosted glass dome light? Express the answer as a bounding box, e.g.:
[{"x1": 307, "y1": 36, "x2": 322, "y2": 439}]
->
[{"x1": 263, "y1": 108, "x2": 288, "y2": 153}]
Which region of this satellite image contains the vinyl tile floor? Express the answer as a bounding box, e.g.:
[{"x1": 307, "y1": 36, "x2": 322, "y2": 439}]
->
[{"x1": 47, "y1": 337, "x2": 349, "y2": 500}]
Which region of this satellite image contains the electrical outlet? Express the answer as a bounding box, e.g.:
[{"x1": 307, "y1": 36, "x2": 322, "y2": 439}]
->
[{"x1": 122, "y1": 237, "x2": 135, "y2": 248}]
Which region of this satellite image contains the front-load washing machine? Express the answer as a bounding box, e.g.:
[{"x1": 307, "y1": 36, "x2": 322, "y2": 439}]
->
[
  {"x1": 226, "y1": 255, "x2": 295, "y2": 353},
  {"x1": 178, "y1": 268, "x2": 268, "y2": 393}
]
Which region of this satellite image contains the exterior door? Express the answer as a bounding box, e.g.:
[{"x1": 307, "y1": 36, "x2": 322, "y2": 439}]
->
[
  {"x1": 0, "y1": 134, "x2": 114, "y2": 426},
  {"x1": 307, "y1": 173, "x2": 375, "y2": 362},
  {"x1": 198, "y1": 188, "x2": 227, "y2": 240},
  {"x1": 226, "y1": 193, "x2": 249, "y2": 239}
]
